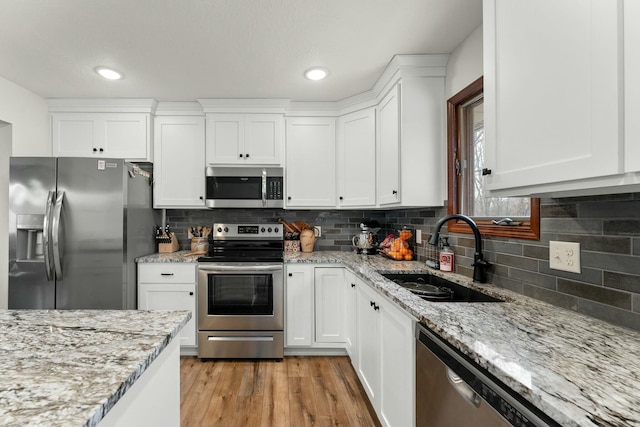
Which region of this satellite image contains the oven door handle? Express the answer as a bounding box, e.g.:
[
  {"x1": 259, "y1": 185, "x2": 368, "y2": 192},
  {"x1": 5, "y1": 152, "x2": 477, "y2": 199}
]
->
[{"x1": 198, "y1": 264, "x2": 283, "y2": 272}]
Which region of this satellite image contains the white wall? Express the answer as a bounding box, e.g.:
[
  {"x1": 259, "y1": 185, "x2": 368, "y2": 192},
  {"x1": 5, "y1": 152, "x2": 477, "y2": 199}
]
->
[
  {"x1": 445, "y1": 24, "x2": 483, "y2": 99},
  {"x1": 0, "y1": 76, "x2": 49, "y2": 307}
]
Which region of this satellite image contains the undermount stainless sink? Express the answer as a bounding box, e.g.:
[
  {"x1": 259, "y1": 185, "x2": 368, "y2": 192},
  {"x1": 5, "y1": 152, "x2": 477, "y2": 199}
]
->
[{"x1": 381, "y1": 273, "x2": 503, "y2": 303}]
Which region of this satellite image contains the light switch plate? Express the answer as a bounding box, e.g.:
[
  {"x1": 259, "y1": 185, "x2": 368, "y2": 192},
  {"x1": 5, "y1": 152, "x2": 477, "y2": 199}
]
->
[{"x1": 549, "y1": 241, "x2": 581, "y2": 273}]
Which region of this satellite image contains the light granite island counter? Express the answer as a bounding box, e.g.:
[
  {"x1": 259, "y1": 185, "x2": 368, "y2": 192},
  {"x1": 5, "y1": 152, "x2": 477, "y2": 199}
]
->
[{"x1": 0, "y1": 309, "x2": 190, "y2": 427}]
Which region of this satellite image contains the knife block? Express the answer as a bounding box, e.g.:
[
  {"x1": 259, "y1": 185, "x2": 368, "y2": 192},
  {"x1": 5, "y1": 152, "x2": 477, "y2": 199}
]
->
[{"x1": 158, "y1": 232, "x2": 180, "y2": 253}]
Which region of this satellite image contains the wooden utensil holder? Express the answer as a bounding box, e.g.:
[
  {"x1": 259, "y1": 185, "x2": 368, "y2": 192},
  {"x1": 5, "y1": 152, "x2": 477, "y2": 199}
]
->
[{"x1": 158, "y1": 232, "x2": 180, "y2": 253}]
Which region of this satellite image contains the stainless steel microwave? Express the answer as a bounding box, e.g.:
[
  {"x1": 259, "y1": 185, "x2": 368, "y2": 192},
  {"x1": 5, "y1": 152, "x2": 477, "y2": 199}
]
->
[{"x1": 205, "y1": 167, "x2": 284, "y2": 208}]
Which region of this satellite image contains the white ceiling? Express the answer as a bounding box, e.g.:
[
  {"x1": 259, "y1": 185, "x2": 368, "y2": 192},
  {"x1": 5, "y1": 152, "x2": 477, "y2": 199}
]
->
[{"x1": 0, "y1": 0, "x2": 482, "y2": 102}]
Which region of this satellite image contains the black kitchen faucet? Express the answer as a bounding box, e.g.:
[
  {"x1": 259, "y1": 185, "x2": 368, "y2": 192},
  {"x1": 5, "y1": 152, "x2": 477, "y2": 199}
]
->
[{"x1": 428, "y1": 214, "x2": 490, "y2": 283}]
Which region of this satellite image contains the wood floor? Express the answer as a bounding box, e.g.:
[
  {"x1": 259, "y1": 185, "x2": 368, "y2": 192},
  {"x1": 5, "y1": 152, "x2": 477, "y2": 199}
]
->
[{"x1": 180, "y1": 356, "x2": 381, "y2": 427}]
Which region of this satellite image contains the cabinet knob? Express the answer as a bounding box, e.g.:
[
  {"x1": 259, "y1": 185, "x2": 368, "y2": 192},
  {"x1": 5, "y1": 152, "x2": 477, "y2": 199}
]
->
[
  {"x1": 339, "y1": 196, "x2": 343, "y2": 200},
  {"x1": 482, "y1": 168, "x2": 492, "y2": 176},
  {"x1": 99, "y1": 148, "x2": 104, "y2": 152},
  {"x1": 245, "y1": 153, "x2": 250, "y2": 158},
  {"x1": 351, "y1": 283, "x2": 356, "y2": 288},
  {"x1": 374, "y1": 303, "x2": 379, "y2": 311},
  {"x1": 199, "y1": 196, "x2": 204, "y2": 200},
  {"x1": 92, "y1": 148, "x2": 97, "y2": 152},
  {"x1": 189, "y1": 291, "x2": 194, "y2": 296},
  {"x1": 392, "y1": 190, "x2": 398, "y2": 195},
  {"x1": 239, "y1": 154, "x2": 243, "y2": 158},
  {"x1": 370, "y1": 301, "x2": 375, "y2": 307},
  {"x1": 287, "y1": 196, "x2": 291, "y2": 200},
  {"x1": 288, "y1": 273, "x2": 292, "y2": 277}
]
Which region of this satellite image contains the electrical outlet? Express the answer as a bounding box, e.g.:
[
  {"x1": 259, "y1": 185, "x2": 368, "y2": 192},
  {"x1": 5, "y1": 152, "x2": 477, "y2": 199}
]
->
[
  {"x1": 416, "y1": 229, "x2": 422, "y2": 244},
  {"x1": 315, "y1": 226, "x2": 321, "y2": 237},
  {"x1": 549, "y1": 241, "x2": 581, "y2": 273}
]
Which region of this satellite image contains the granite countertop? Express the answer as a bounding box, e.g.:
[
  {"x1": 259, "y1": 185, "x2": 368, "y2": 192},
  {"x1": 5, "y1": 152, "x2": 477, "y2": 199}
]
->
[
  {"x1": 136, "y1": 250, "x2": 640, "y2": 426},
  {"x1": 0, "y1": 310, "x2": 190, "y2": 427},
  {"x1": 136, "y1": 250, "x2": 200, "y2": 263}
]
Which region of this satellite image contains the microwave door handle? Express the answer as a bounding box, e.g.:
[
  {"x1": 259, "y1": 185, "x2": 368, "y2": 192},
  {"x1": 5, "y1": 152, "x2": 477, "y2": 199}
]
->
[{"x1": 262, "y1": 168, "x2": 267, "y2": 207}]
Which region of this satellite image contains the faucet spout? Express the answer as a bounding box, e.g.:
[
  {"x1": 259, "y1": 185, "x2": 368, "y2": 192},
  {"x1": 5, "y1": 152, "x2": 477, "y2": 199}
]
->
[{"x1": 428, "y1": 214, "x2": 489, "y2": 283}]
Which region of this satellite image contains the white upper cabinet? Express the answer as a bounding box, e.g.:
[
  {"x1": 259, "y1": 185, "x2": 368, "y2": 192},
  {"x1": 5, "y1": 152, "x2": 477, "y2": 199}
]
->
[
  {"x1": 483, "y1": 0, "x2": 640, "y2": 196},
  {"x1": 285, "y1": 117, "x2": 336, "y2": 207},
  {"x1": 205, "y1": 113, "x2": 283, "y2": 165},
  {"x1": 625, "y1": 0, "x2": 640, "y2": 173},
  {"x1": 153, "y1": 116, "x2": 206, "y2": 208},
  {"x1": 52, "y1": 113, "x2": 150, "y2": 161},
  {"x1": 337, "y1": 108, "x2": 377, "y2": 208},
  {"x1": 376, "y1": 78, "x2": 445, "y2": 207}
]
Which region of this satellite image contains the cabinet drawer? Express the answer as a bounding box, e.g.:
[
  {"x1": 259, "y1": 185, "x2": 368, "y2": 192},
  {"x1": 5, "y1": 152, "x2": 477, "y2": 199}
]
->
[{"x1": 138, "y1": 263, "x2": 196, "y2": 284}]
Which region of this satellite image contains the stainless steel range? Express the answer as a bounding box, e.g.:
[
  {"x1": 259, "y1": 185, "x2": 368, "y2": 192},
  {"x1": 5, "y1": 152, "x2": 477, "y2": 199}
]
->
[{"x1": 197, "y1": 223, "x2": 284, "y2": 359}]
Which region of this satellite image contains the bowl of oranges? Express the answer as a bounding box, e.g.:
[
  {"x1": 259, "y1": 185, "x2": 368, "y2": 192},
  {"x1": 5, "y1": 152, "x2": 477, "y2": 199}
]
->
[{"x1": 380, "y1": 228, "x2": 414, "y2": 261}]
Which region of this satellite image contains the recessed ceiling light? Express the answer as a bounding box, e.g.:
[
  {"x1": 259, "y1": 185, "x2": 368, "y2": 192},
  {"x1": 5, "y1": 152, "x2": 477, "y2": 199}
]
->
[
  {"x1": 94, "y1": 66, "x2": 124, "y2": 80},
  {"x1": 304, "y1": 67, "x2": 329, "y2": 81}
]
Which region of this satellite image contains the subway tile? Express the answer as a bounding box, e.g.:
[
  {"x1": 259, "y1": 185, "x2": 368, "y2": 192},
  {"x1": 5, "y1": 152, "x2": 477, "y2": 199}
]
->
[
  {"x1": 556, "y1": 234, "x2": 631, "y2": 254},
  {"x1": 540, "y1": 218, "x2": 602, "y2": 235},
  {"x1": 541, "y1": 203, "x2": 577, "y2": 218},
  {"x1": 579, "y1": 199, "x2": 640, "y2": 218},
  {"x1": 483, "y1": 240, "x2": 523, "y2": 256},
  {"x1": 557, "y1": 279, "x2": 631, "y2": 310},
  {"x1": 603, "y1": 271, "x2": 640, "y2": 294},
  {"x1": 494, "y1": 253, "x2": 539, "y2": 271},
  {"x1": 488, "y1": 274, "x2": 524, "y2": 293},
  {"x1": 603, "y1": 220, "x2": 640, "y2": 236},
  {"x1": 634, "y1": 238, "x2": 640, "y2": 256},
  {"x1": 575, "y1": 299, "x2": 640, "y2": 331},
  {"x1": 509, "y1": 268, "x2": 557, "y2": 290},
  {"x1": 522, "y1": 244, "x2": 548, "y2": 260},
  {"x1": 581, "y1": 251, "x2": 640, "y2": 275},
  {"x1": 522, "y1": 285, "x2": 578, "y2": 311},
  {"x1": 634, "y1": 295, "x2": 640, "y2": 314}
]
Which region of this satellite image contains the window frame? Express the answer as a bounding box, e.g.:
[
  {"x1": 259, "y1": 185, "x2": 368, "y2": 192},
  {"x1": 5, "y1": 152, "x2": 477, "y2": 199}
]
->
[{"x1": 447, "y1": 76, "x2": 540, "y2": 240}]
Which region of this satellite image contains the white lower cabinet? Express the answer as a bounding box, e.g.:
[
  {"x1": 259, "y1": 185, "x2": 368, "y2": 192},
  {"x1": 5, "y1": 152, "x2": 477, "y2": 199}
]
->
[
  {"x1": 285, "y1": 264, "x2": 314, "y2": 347},
  {"x1": 356, "y1": 276, "x2": 415, "y2": 427},
  {"x1": 137, "y1": 263, "x2": 198, "y2": 353},
  {"x1": 314, "y1": 267, "x2": 345, "y2": 343},
  {"x1": 343, "y1": 269, "x2": 359, "y2": 365}
]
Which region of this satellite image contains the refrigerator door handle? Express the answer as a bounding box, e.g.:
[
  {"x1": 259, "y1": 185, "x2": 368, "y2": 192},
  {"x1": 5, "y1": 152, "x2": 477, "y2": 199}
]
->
[
  {"x1": 51, "y1": 191, "x2": 65, "y2": 280},
  {"x1": 43, "y1": 191, "x2": 56, "y2": 281}
]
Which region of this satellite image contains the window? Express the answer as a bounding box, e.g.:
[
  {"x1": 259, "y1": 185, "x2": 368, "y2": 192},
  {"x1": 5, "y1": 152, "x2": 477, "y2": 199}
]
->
[{"x1": 447, "y1": 77, "x2": 540, "y2": 240}]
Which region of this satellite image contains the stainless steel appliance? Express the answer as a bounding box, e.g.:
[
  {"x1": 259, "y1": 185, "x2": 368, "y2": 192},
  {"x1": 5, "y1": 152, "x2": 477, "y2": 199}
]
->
[
  {"x1": 8, "y1": 157, "x2": 155, "y2": 309},
  {"x1": 416, "y1": 324, "x2": 558, "y2": 427},
  {"x1": 197, "y1": 223, "x2": 284, "y2": 359},
  {"x1": 205, "y1": 167, "x2": 284, "y2": 208}
]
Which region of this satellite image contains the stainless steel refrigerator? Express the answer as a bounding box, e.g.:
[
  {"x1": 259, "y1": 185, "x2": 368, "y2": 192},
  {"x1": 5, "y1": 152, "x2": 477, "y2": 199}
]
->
[{"x1": 8, "y1": 157, "x2": 157, "y2": 309}]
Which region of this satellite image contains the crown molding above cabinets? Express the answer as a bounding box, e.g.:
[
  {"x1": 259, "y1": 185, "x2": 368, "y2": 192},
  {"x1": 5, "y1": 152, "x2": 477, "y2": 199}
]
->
[
  {"x1": 198, "y1": 98, "x2": 290, "y2": 114},
  {"x1": 46, "y1": 98, "x2": 158, "y2": 114}
]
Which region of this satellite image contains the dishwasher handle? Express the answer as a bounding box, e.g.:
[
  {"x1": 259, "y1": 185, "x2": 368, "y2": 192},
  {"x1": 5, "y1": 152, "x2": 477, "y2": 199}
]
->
[{"x1": 447, "y1": 368, "x2": 481, "y2": 408}]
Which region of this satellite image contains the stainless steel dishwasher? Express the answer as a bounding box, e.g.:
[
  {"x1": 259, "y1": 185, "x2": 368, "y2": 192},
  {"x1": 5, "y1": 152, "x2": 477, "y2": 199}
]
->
[{"x1": 416, "y1": 324, "x2": 559, "y2": 427}]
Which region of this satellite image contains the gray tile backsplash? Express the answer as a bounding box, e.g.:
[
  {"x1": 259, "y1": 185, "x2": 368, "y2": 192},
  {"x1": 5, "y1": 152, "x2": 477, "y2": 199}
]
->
[{"x1": 165, "y1": 192, "x2": 640, "y2": 332}]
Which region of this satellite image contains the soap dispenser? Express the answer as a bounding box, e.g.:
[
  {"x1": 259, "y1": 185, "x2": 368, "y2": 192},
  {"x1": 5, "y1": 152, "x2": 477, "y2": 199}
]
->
[{"x1": 439, "y1": 237, "x2": 454, "y2": 272}]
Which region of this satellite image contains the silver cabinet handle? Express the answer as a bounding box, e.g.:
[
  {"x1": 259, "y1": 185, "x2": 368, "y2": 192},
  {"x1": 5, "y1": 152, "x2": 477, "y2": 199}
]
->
[
  {"x1": 43, "y1": 191, "x2": 55, "y2": 281},
  {"x1": 51, "y1": 191, "x2": 65, "y2": 279}
]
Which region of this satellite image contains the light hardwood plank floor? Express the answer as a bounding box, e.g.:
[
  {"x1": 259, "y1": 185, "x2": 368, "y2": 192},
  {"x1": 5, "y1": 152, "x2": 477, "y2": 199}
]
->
[{"x1": 180, "y1": 356, "x2": 381, "y2": 427}]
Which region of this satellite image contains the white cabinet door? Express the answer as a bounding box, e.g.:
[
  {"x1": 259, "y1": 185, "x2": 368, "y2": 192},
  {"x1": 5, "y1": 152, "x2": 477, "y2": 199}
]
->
[
  {"x1": 625, "y1": 0, "x2": 640, "y2": 173},
  {"x1": 314, "y1": 267, "x2": 345, "y2": 343},
  {"x1": 356, "y1": 282, "x2": 381, "y2": 406},
  {"x1": 205, "y1": 114, "x2": 244, "y2": 164},
  {"x1": 138, "y1": 283, "x2": 197, "y2": 347},
  {"x1": 153, "y1": 116, "x2": 206, "y2": 208},
  {"x1": 285, "y1": 265, "x2": 314, "y2": 347},
  {"x1": 285, "y1": 117, "x2": 336, "y2": 207},
  {"x1": 343, "y1": 270, "x2": 359, "y2": 365},
  {"x1": 484, "y1": 0, "x2": 623, "y2": 192},
  {"x1": 52, "y1": 113, "x2": 150, "y2": 161},
  {"x1": 206, "y1": 113, "x2": 283, "y2": 165},
  {"x1": 337, "y1": 108, "x2": 376, "y2": 208},
  {"x1": 244, "y1": 114, "x2": 283, "y2": 165},
  {"x1": 376, "y1": 87, "x2": 400, "y2": 206},
  {"x1": 379, "y1": 297, "x2": 415, "y2": 427}
]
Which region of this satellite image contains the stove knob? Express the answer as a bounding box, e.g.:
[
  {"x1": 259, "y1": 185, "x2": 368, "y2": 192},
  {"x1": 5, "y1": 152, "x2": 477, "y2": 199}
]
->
[
  {"x1": 261, "y1": 227, "x2": 266, "y2": 233},
  {"x1": 217, "y1": 227, "x2": 222, "y2": 233},
  {"x1": 224, "y1": 227, "x2": 229, "y2": 232},
  {"x1": 274, "y1": 227, "x2": 279, "y2": 233},
  {"x1": 268, "y1": 227, "x2": 272, "y2": 232}
]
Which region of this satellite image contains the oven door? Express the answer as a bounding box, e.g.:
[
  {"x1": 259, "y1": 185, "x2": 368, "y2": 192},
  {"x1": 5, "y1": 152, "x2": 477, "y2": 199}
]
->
[{"x1": 197, "y1": 263, "x2": 283, "y2": 331}]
